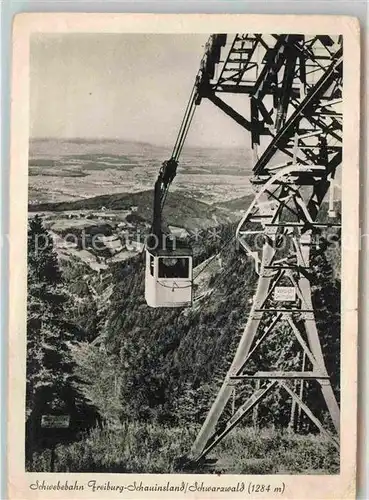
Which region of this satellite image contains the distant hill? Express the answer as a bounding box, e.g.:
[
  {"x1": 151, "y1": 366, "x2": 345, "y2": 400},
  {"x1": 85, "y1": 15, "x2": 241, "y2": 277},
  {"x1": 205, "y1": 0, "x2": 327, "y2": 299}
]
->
[
  {"x1": 29, "y1": 190, "x2": 238, "y2": 232},
  {"x1": 29, "y1": 137, "x2": 171, "y2": 158},
  {"x1": 218, "y1": 194, "x2": 255, "y2": 213},
  {"x1": 28, "y1": 137, "x2": 253, "y2": 205}
]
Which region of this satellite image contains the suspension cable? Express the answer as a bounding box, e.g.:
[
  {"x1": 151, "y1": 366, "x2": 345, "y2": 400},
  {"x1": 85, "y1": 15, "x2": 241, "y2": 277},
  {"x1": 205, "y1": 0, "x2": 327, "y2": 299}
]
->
[
  {"x1": 172, "y1": 85, "x2": 198, "y2": 161},
  {"x1": 175, "y1": 103, "x2": 197, "y2": 161},
  {"x1": 193, "y1": 233, "x2": 236, "y2": 280},
  {"x1": 156, "y1": 232, "x2": 237, "y2": 291},
  {"x1": 171, "y1": 84, "x2": 196, "y2": 159}
]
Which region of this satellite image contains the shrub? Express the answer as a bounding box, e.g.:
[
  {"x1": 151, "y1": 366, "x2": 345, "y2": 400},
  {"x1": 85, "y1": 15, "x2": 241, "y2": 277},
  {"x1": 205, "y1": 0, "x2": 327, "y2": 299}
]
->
[{"x1": 27, "y1": 423, "x2": 339, "y2": 474}]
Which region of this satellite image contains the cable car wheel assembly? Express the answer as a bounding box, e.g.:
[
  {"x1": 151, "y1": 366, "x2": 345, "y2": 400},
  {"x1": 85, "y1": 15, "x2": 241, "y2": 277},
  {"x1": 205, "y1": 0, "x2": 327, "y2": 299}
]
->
[{"x1": 144, "y1": 33, "x2": 342, "y2": 469}]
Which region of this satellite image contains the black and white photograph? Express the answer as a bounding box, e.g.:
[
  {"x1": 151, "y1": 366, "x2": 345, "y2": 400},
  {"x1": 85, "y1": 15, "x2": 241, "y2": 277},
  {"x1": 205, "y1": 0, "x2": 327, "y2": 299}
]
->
[{"x1": 7, "y1": 13, "x2": 360, "y2": 500}]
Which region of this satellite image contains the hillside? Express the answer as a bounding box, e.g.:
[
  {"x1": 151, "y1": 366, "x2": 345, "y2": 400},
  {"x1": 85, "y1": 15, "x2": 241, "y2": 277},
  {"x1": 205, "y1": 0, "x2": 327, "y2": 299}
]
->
[
  {"x1": 28, "y1": 138, "x2": 253, "y2": 205},
  {"x1": 218, "y1": 194, "x2": 254, "y2": 213},
  {"x1": 28, "y1": 190, "x2": 238, "y2": 232},
  {"x1": 26, "y1": 210, "x2": 340, "y2": 474}
]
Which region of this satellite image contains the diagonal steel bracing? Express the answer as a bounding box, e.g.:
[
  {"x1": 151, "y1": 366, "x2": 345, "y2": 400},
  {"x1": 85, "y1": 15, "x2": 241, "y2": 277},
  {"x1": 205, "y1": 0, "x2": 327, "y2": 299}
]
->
[{"x1": 184, "y1": 33, "x2": 342, "y2": 465}]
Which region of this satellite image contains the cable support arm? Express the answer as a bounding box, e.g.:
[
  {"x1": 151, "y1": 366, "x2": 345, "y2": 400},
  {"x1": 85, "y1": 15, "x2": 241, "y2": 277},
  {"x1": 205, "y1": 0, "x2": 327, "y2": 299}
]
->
[{"x1": 150, "y1": 34, "x2": 229, "y2": 242}]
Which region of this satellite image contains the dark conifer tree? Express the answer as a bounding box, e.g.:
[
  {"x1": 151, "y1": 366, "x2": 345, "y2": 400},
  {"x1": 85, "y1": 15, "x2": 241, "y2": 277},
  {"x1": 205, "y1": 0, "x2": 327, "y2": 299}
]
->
[{"x1": 26, "y1": 215, "x2": 76, "y2": 461}]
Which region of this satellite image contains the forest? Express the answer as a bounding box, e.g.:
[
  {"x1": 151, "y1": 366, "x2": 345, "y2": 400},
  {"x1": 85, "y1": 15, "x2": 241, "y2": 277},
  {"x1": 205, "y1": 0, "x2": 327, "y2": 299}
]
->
[{"x1": 26, "y1": 209, "x2": 341, "y2": 474}]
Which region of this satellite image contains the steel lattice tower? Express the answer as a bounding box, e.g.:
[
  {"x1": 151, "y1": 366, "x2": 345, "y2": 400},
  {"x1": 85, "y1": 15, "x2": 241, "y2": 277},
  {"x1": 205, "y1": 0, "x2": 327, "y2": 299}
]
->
[{"x1": 185, "y1": 33, "x2": 342, "y2": 464}]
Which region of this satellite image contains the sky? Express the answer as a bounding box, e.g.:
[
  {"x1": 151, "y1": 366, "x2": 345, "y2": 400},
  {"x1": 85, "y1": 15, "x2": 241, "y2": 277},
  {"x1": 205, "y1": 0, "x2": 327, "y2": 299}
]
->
[{"x1": 30, "y1": 33, "x2": 251, "y2": 148}]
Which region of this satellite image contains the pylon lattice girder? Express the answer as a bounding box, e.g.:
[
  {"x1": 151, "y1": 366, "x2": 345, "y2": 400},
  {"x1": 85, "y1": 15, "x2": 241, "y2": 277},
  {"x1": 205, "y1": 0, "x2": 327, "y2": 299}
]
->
[
  {"x1": 186, "y1": 33, "x2": 342, "y2": 465},
  {"x1": 196, "y1": 34, "x2": 342, "y2": 174}
]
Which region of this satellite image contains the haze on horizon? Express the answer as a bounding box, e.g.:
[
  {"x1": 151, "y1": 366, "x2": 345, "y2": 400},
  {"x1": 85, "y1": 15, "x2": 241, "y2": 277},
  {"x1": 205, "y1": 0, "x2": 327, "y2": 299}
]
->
[{"x1": 30, "y1": 33, "x2": 252, "y2": 150}]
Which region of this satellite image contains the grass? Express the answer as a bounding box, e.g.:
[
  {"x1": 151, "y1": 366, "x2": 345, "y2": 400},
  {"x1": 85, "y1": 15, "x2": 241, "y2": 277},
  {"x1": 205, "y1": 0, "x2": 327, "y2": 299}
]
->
[
  {"x1": 213, "y1": 427, "x2": 339, "y2": 474},
  {"x1": 28, "y1": 423, "x2": 339, "y2": 474}
]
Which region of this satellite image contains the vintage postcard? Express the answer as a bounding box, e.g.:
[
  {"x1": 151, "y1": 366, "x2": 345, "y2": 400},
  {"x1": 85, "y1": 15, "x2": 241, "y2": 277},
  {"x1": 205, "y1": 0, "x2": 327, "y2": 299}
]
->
[{"x1": 8, "y1": 13, "x2": 360, "y2": 499}]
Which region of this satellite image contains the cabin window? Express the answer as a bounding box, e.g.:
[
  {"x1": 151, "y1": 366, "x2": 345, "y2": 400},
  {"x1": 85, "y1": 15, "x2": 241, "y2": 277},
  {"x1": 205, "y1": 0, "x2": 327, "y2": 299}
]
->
[
  {"x1": 158, "y1": 257, "x2": 190, "y2": 279},
  {"x1": 150, "y1": 255, "x2": 155, "y2": 276}
]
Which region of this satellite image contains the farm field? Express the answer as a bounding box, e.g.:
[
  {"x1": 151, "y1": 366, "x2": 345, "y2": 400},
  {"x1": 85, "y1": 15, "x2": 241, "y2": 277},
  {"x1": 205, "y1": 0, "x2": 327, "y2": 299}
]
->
[{"x1": 29, "y1": 138, "x2": 254, "y2": 205}]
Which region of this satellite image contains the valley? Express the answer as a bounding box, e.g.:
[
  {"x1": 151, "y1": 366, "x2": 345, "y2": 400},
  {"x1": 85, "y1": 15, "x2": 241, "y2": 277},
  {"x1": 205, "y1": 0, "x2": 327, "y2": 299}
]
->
[
  {"x1": 26, "y1": 138, "x2": 341, "y2": 475},
  {"x1": 29, "y1": 138, "x2": 254, "y2": 205},
  {"x1": 28, "y1": 138, "x2": 254, "y2": 272}
]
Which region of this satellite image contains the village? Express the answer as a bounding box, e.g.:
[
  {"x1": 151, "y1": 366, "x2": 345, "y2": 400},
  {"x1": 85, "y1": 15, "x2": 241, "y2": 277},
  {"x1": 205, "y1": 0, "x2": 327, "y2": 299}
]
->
[{"x1": 28, "y1": 205, "x2": 190, "y2": 272}]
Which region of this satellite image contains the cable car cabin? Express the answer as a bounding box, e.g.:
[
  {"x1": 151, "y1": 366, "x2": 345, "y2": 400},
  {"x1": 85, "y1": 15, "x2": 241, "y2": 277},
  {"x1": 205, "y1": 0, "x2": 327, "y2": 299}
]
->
[{"x1": 145, "y1": 247, "x2": 193, "y2": 308}]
